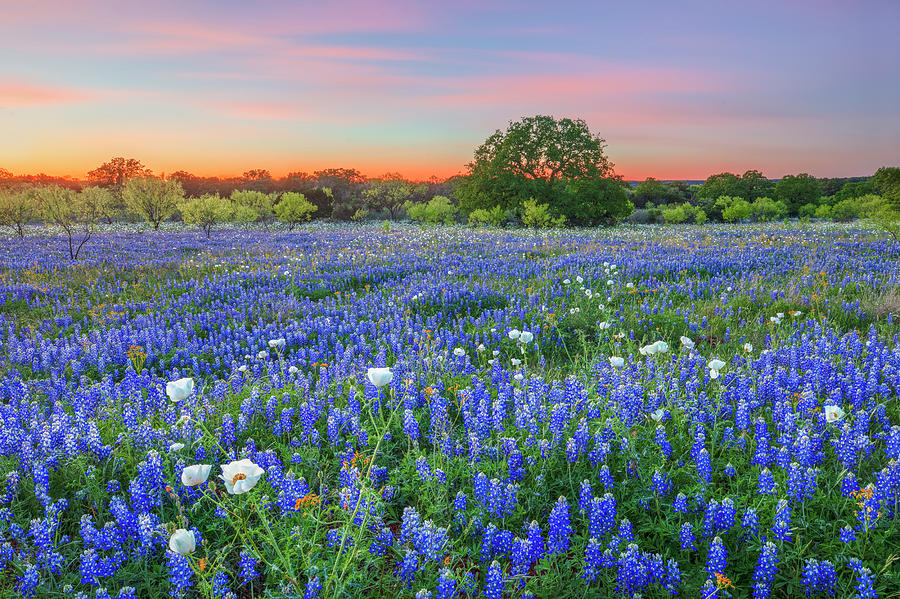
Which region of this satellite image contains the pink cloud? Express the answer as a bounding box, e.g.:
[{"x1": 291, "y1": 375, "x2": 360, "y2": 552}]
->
[{"x1": 0, "y1": 81, "x2": 91, "y2": 106}]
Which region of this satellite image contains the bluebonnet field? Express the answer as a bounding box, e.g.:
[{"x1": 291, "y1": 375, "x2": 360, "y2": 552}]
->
[{"x1": 0, "y1": 222, "x2": 898, "y2": 598}]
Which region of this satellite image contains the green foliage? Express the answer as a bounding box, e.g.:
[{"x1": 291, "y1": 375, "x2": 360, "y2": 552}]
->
[
  {"x1": 179, "y1": 193, "x2": 233, "y2": 237},
  {"x1": 362, "y1": 174, "x2": 413, "y2": 217},
  {"x1": 36, "y1": 185, "x2": 108, "y2": 258},
  {"x1": 750, "y1": 196, "x2": 788, "y2": 221},
  {"x1": 521, "y1": 198, "x2": 565, "y2": 229},
  {"x1": 633, "y1": 177, "x2": 682, "y2": 207},
  {"x1": 661, "y1": 203, "x2": 688, "y2": 223},
  {"x1": 0, "y1": 187, "x2": 37, "y2": 237},
  {"x1": 774, "y1": 173, "x2": 820, "y2": 215},
  {"x1": 694, "y1": 208, "x2": 707, "y2": 225},
  {"x1": 874, "y1": 166, "x2": 900, "y2": 210},
  {"x1": 814, "y1": 204, "x2": 832, "y2": 219},
  {"x1": 830, "y1": 198, "x2": 860, "y2": 221},
  {"x1": 697, "y1": 172, "x2": 741, "y2": 200},
  {"x1": 455, "y1": 115, "x2": 622, "y2": 222},
  {"x1": 122, "y1": 176, "x2": 184, "y2": 229},
  {"x1": 799, "y1": 203, "x2": 818, "y2": 218},
  {"x1": 230, "y1": 190, "x2": 276, "y2": 227},
  {"x1": 468, "y1": 205, "x2": 506, "y2": 227},
  {"x1": 275, "y1": 192, "x2": 317, "y2": 230},
  {"x1": 716, "y1": 195, "x2": 753, "y2": 222},
  {"x1": 834, "y1": 179, "x2": 878, "y2": 203},
  {"x1": 406, "y1": 196, "x2": 458, "y2": 225},
  {"x1": 559, "y1": 176, "x2": 632, "y2": 225},
  {"x1": 351, "y1": 208, "x2": 369, "y2": 222}
]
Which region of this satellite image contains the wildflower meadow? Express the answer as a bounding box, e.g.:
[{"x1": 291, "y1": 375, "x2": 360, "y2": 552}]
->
[{"x1": 1, "y1": 222, "x2": 898, "y2": 598}]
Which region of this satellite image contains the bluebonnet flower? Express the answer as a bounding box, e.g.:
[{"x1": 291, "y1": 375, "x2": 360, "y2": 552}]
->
[
  {"x1": 680, "y1": 522, "x2": 696, "y2": 551},
  {"x1": 840, "y1": 525, "x2": 857, "y2": 543},
  {"x1": 673, "y1": 492, "x2": 689, "y2": 513},
  {"x1": 304, "y1": 576, "x2": 322, "y2": 599},
  {"x1": 483, "y1": 560, "x2": 504, "y2": 599},
  {"x1": 238, "y1": 549, "x2": 259, "y2": 583},
  {"x1": 801, "y1": 559, "x2": 836, "y2": 597},
  {"x1": 706, "y1": 536, "x2": 727, "y2": 580},
  {"x1": 435, "y1": 568, "x2": 456, "y2": 599},
  {"x1": 758, "y1": 468, "x2": 777, "y2": 495},
  {"x1": 652, "y1": 470, "x2": 673, "y2": 496},
  {"x1": 772, "y1": 499, "x2": 792, "y2": 542},
  {"x1": 751, "y1": 541, "x2": 778, "y2": 599},
  {"x1": 582, "y1": 537, "x2": 603, "y2": 582},
  {"x1": 547, "y1": 497, "x2": 571, "y2": 554},
  {"x1": 166, "y1": 551, "x2": 193, "y2": 597},
  {"x1": 396, "y1": 550, "x2": 419, "y2": 587}
]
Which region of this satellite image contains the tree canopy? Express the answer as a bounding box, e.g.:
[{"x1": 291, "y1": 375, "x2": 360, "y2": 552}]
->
[{"x1": 454, "y1": 115, "x2": 628, "y2": 225}]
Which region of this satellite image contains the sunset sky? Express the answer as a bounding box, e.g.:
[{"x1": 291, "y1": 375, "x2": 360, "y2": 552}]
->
[{"x1": 1, "y1": 0, "x2": 898, "y2": 181}]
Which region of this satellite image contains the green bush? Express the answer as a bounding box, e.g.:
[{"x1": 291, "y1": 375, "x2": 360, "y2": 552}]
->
[
  {"x1": 275, "y1": 192, "x2": 317, "y2": 230},
  {"x1": 468, "y1": 205, "x2": 505, "y2": 227},
  {"x1": 750, "y1": 196, "x2": 788, "y2": 222},
  {"x1": 830, "y1": 199, "x2": 859, "y2": 221},
  {"x1": 716, "y1": 196, "x2": 752, "y2": 222},
  {"x1": 814, "y1": 204, "x2": 832, "y2": 219},
  {"x1": 406, "y1": 196, "x2": 458, "y2": 225},
  {"x1": 179, "y1": 194, "x2": 233, "y2": 237},
  {"x1": 521, "y1": 198, "x2": 565, "y2": 229}
]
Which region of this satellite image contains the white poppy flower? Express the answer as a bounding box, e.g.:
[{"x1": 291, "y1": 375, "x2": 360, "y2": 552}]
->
[
  {"x1": 650, "y1": 408, "x2": 665, "y2": 422},
  {"x1": 598, "y1": 321, "x2": 611, "y2": 330},
  {"x1": 220, "y1": 459, "x2": 265, "y2": 495},
  {"x1": 508, "y1": 329, "x2": 521, "y2": 340},
  {"x1": 492, "y1": 350, "x2": 500, "y2": 357},
  {"x1": 511, "y1": 358, "x2": 522, "y2": 366},
  {"x1": 238, "y1": 365, "x2": 248, "y2": 373},
  {"x1": 268, "y1": 338, "x2": 286, "y2": 349},
  {"x1": 576, "y1": 276, "x2": 584, "y2": 283},
  {"x1": 257, "y1": 351, "x2": 269, "y2": 360},
  {"x1": 743, "y1": 343, "x2": 753, "y2": 353},
  {"x1": 181, "y1": 464, "x2": 212, "y2": 487},
  {"x1": 477, "y1": 344, "x2": 485, "y2": 352},
  {"x1": 166, "y1": 378, "x2": 195, "y2": 403},
  {"x1": 609, "y1": 356, "x2": 625, "y2": 368},
  {"x1": 824, "y1": 405, "x2": 845, "y2": 423},
  {"x1": 563, "y1": 279, "x2": 571, "y2": 285},
  {"x1": 453, "y1": 347, "x2": 465, "y2": 357},
  {"x1": 288, "y1": 365, "x2": 299, "y2": 374},
  {"x1": 514, "y1": 373, "x2": 524, "y2": 381},
  {"x1": 652, "y1": 341, "x2": 669, "y2": 353},
  {"x1": 169, "y1": 529, "x2": 196, "y2": 554},
  {"x1": 366, "y1": 367, "x2": 394, "y2": 388},
  {"x1": 680, "y1": 336, "x2": 694, "y2": 349},
  {"x1": 169, "y1": 443, "x2": 185, "y2": 453},
  {"x1": 518, "y1": 331, "x2": 534, "y2": 344}
]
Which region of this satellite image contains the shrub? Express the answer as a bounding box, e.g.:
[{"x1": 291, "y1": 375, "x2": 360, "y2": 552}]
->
[
  {"x1": 750, "y1": 197, "x2": 788, "y2": 222},
  {"x1": 275, "y1": 192, "x2": 317, "y2": 230},
  {"x1": 814, "y1": 204, "x2": 832, "y2": 219},
  {"x1": 0, "y1": 187, "x2": 37, "y2": 237},
  {"x1": 407, "y1": 196, "x2": 458, "y2": 225},
  {"x1": 122, "y1": 176, "x2": 184, "y2": 229},
  {"x1": 521, "y1": 198, "x2": 565, "y2": 229},
  {"x1": 830, "y1": 199, "x2": 859, "y2": 221},
  {"x1": 716, "y1": 196, "x2": 752, "y2": 222},
  {"x1": 468, "y1": 206, "x2": 505, "y2": 227},
  {"x1": 179, "y1": 194, "x2": 233, "y2": 237}
]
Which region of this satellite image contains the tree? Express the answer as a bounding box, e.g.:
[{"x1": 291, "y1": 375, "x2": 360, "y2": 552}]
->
[
  {"x1": 559, "y1": 177, "x2": 631, "y2": 225},
  {"x1": 716, "y1": 196, "x2": 752, "y2": 222},
  {"x1": 468, "y1": 206, "x2": 506, "y2": 227},
  {"x1": 179, "y1": 194, "x2": 233, "y2": 237},
  {"x1": 363, "y1": 173, "x2": 413, "y2": 218},
  {"x1": 241, "y1": 169, "x2": 274, "y2": 193},
  {"x1": 873, "y1": 167, "x2": 900, "y2": 209},
  {"x1": 87, "y1": 157, "x2": 151, "y2": 221},
  {"x1": 750, "y1": 197, "x2": 788, "y2": 222},
  {"x1": 774, "y1": 173, "x2": 819, "y2": 215},
  {"x1": 738, "y1": 170, "x2": 775, "y2": 201},
  {"x1": 833, "y1": 179, "x2": 877, "y2": 204},
  {"x1": 455, "y1": 115, "x2": 620, "y2": 222},
  {"x1": 37, "y1": 186, "x2": 107, "y2": 259},
  {"x1": 275, "y1": 192, "x2": 317, "y2": 230},
  {"x1": 230, "y1": 190, "x2": 276, "y2": 228},
  {"x1": 405, "y1": 196, "x2": 458, "y2": 225},
  {"x1": 633, "y1": 178, "x2": 679, "y2": 207},
  {"x1": 122, "y1": 176, "x2": 184, "y2": 229},
  {"x1": 697, "y1": 173, "x2": 742, "y2": 201},
  {"x1": 0, "y1": 188, "x2": 37, "y2": 237},
  {"x1": 521, "y1": 198, "x2": 565, "y2": 229}
]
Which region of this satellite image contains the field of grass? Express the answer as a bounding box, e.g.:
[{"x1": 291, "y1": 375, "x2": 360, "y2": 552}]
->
[{"x1": 0, "y1": 222, "x2": 898, "y2": 598}]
